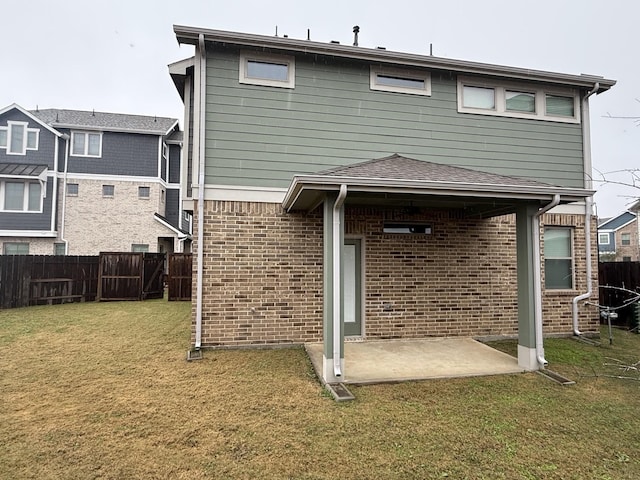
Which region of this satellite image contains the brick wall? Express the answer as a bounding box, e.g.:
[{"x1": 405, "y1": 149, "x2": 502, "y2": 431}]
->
[
  {"x1": 614, "y1": 220, "x2": 639, "y2": 261},
  {"x1": 58, "y1": 179, "x2": 176, "y2": 255},
  {"x1": 195, "y1": 201, "x2": 599, "y2": 347}
]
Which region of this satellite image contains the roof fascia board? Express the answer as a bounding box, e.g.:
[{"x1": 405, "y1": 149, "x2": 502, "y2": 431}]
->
[
  {"x1": 51, "y1": 123, "x2": 173, "y2": 136},
  {"x1": 0, "y1": 103, "x2": 63, "y2": 137},
  {"x1": 174, "y1": 25, "x2": 615, "y2": 92}
]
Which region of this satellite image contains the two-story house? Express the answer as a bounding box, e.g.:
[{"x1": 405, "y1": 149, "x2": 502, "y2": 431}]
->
[
  {"x1": 0, "y1": 104, "x2": 190, "y2": 255},
  {"x1": 598, "y1": 211, "x2": 638, "y2": 262},
  {"x1": 170, "y1": 26, "x2": 614, "y2": 383}
]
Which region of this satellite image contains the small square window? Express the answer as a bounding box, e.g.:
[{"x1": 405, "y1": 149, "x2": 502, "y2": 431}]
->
[
  {"x1": 621, "y1": 233, "x2": 631, "y2": 246},
  {"x1": 240, "y1": 51, "x2": 295, "y2": 88},
  {"x1": 598, "y1": 233, "x2": 610, "y2": 245},
  {"x1": 67, "y1": 183, "x2": 79, "y2": 196},
  {"x1": 462, "y1": 86, "x2": 496, "y2": 110},
  {"x1": 102, "y1": 185, "x2": 114, "y2": 197},
  {"x1": 139, "y1": 186, "x2": 150, "y2": 198},
  {"x1": 54, "y1": 243, "x2": 66, "y2": 255}
]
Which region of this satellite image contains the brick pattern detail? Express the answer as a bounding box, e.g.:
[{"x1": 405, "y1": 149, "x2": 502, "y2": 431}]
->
[{"x1": 195, "y1": 201, "x2": 599, "y2": 347}]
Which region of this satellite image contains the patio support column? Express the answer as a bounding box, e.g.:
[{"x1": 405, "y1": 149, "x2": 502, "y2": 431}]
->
[
  {"x1": 516, "y1": 204, "x2": 539, "y2": 370},
  {"x1": 322, "y1": 192, "x2": 345, "y2": 383}
]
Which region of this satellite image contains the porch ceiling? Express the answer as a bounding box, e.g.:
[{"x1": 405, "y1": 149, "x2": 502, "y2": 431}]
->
[{"x1": 283, "y1": 155, "x2": 594, "y2": 217}]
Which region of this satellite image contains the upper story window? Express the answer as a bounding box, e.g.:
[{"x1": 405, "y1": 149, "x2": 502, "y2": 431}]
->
[
  {"x1": 598, "y1": 232, "x2": 610, "y2": 245},
  {"x1": 370, "y1": 67, "x2": 431, "y2": 96},
  {"x1": 0, "y1": 180, "x2": 42, "y2": 212},
  {"x1": 621, "y1": 232, "x2": 631, "y2": 246},
  {"x1": 239, "y1": 51, "x2": 295, "y2": 88},
  {"x1": 457, "y1": 76, "x2": 580, "y2": 123},
  {"x1": 71, "y1": 131, "x2": 102, "y2": 157},
  {"x1": 0, "y1": 122, "x2": 39, "y2": 155}
]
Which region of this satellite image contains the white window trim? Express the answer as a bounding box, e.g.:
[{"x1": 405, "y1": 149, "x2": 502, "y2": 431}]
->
[
  {"x1": 1, "y1": 121, "x2": 40, "y2": 155},
  {"x1": 457, "y1": 76, "x2": 580, "y2": 124},
  {"x1": 70, "y1": 131, "x2": 103, "y2": 158},
  {"x1": 370, "y1": 66, "x2": 431, "y2": 96},
  {"x1": 598, "y1": 232, "x2": 610, "y2": 245},
  {"x1": 0, "y1": 180, "x2": 43, "y2": 213},
  {"x1": 544, "y1": 227, "x2": 575, "y2": 291},
  {"x1": 239, "y1": 50, "x2": 295, "y2": 89}
]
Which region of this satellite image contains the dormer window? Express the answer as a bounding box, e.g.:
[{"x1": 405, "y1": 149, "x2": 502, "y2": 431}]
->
[
  {"x1": 0, "y1": 122, "x2": 40, "y2": 155},
  {"x1": 71, "y1": 131, "x2": 102, "y2": 157},
  {"x1": 239, "y1": 51, "x2": 295, "y2": 88}
]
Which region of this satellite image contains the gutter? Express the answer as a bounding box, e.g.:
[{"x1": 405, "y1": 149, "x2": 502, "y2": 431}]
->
[
  {"x1": 572, "y1": 82, "x2": 600, "y2": 336},
  {"x1": 533, "y1": 194, "x2": 560, "y2": 367},
  {"x1": 332, "y1": 184, "x2": 347, "y2": 378},
  {"x1": 194, "y1": 33, "x2": 207, "y2": 350}
]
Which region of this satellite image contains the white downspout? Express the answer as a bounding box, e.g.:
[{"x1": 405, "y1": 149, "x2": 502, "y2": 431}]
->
[
  {"x1": 194, "y1": 33, "x2": 207, "y2": 350},
  {"x1": 534, "y1": 194, "x2": 560, "y2": 367},
  {"x1": 332, "y1": 184, "x2": 347, "y2": 377},
  {"x1": 59, "y1": 134, "x2": 70, "y2": 253},
  {"x1": 572, "y1": 83, "x2": 599, "y2": 336}
]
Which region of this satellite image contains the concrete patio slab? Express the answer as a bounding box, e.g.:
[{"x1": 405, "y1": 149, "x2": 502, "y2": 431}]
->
[{"x1": 305, "y1": 337, "x2": 525, "y2": 385}]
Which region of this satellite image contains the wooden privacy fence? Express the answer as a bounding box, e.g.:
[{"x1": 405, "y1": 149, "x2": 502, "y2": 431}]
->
[
  {"x1": 97, "y1": 252, "x2": 165, "y2": 301},
  {"x1": 0, "y1": 255, "x2": 99, "y2": 309},
  {"x1": 168, "y1": 253, "x2": 192, "y2": 301}
]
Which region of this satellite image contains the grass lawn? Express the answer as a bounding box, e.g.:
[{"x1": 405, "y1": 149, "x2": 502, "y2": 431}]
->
[{"x1": 1, "y1": 300, "x2": 639, "y2": 479}]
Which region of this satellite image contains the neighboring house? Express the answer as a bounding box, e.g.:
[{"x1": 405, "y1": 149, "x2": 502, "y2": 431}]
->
[
  {"x1": 0, "y1": 104, "x2": 191, "y2": 255},
  {"x1": 598, "y1": 211, "x2": 638, "y2": 262},
  {"x1": 170, "y1": 26, "x2": 615, "y2": 383}
]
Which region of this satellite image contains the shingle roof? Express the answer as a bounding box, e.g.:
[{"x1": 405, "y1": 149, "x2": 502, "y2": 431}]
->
[
  {"x1": 31, "y1": 109, "x2": 178, "y2": 135},
  {"x1": 598, "y1": 211, "x2": 636, "y2": 231},
  {"x1": 318, "y1": 154, "x2": 557, "y2": 188},
  {"x1": 0, "y1": 163, "x2": 47, "y2": 177}
]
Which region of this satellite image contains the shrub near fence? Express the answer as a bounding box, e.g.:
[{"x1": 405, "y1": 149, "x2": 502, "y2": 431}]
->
[{"x1": 0, "y1": 255, "x2": 99, "y2": 309}]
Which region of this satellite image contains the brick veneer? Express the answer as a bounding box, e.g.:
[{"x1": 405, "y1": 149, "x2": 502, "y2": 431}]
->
[{"x1": 194, "y1": 201, "x2": 599, "y2": 347}]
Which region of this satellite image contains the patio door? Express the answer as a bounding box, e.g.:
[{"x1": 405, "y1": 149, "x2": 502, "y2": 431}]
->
[{"x1": 344, "y1": 238, "x2": 362, "y2": 337}]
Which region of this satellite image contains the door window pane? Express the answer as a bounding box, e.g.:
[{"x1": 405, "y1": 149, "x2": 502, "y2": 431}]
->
[{"x1": 463, "y1": 86, "x2": 495, "y2": 109}]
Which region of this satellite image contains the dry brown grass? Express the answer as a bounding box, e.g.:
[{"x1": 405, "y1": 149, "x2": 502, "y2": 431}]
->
[{"x1": 1, "y1": 300, "x2": 640, "y2": 479}]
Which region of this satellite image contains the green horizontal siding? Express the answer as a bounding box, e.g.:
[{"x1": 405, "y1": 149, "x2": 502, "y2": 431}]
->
[{"x1": 204, "y1": 48, "x2": 585, "y2": 189}]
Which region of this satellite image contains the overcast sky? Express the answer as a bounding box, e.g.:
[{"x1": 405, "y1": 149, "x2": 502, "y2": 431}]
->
[{"x1": 2, "y1": 0, "x2": 638, "y2": 217}]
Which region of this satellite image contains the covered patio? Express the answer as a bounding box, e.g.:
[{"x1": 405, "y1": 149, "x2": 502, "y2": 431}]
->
[{"x1": 283, "y1": 155, "x2": 593, "y2": 385}]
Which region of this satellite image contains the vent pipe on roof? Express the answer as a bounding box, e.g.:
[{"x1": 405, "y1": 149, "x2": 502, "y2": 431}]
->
[
  {"x1": 353, "y1": 25, "x2": 360, "y2": 46},
  {"x1": 307, "y1": 29, "x2": 310, "y2": 40},
  {"x1": 275, "y1": 25, "x2": 278, "y2": 37}
]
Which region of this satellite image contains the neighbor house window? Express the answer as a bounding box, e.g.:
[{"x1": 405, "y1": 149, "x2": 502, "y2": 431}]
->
[
  {"x1": 621, "y1": 232, "x2": 631, "y2": 246},
  {"x1": 138, "y1": 186, "x2": 150, "y2": 198},
  {"x1": 71, "y1": 131, "x2": 102, "y2": 157},
  {"x1": 544, "y1": 228, "x2": 574, "y2": 290},
  {"x1": 4, "y1": 242, "x2": 29, "y2": 255},
  {"x1": 239, "y1": 51, "x2": 295, "y2": 88},
  {"x1": 457, "y1": 77, "x2": 579, "y2": 123},
  {"x1": 0, "y1": 122, "x2": 39, "y2": 154},
  {"x1": 598, "y1": 232, "x2": 610, "y2": 245},
  {"x1": 1, "y1": 181, "x2": 42, "y2": 212},
  {"x1": 131, "y1": 244, "x2": 149, "y2": 252},
  {"x1": 54, "y1": 243, "x2": 66, "y2": 255},
  {"x1": 67, "y1": 183, "x2": 79, "y2": 196},
  {"x1": 370, "y1": 67, "x2": 431, "y2": 96},
  {"x1": 102, "y1": 185, "x2": 114, "y2": 197},
  {"x1": 163, "y1": 143, "x2": 169, "y2": 159},
  {"x1": 623, "y1": 256, "x2": 632, "y2": 262}
]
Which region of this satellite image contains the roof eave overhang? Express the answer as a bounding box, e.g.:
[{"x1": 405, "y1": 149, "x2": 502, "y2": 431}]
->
[
  {"x1": 283, "y1": 175, "x2": 595, "y2": 212},
  {"x1": 48, "y1": 123, "x2": 177, "y2": 136},
  {"x1": 174, "y1": 25, "x2": 616, "y2": 93}
]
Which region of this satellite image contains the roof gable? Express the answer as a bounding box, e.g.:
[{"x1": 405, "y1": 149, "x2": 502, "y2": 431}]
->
[
  {"x1": 598, "y1": 211, "x2": 636, "y2": 231},
  {"x1": 31, "y1": 109, "x2": 178, "y2": 136},
  {"x1": 0, "y1": 103, "x2": 63, "y2": 137}
]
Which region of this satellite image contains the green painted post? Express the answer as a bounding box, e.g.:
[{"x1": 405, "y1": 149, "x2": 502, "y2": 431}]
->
[{"x1": 516, "y1": 204, "x2": 538, "y2": 369}]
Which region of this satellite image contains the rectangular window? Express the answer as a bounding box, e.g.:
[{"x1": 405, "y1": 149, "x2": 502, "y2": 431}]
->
[
  {"x1": 67, "y1": 183, "x2": 79, "y2": 196},
  {"x1": 54, "y1": 243, "x2": 66, "y2": 255},
  {"x1": 3, "y1": 242, "x2": 29, "y2": 255},
  {"x1": 102, "y1": 185, "x2": 114, "y2": 197},
  {"x1": 138, "y1": 186, "x2": 150, "y2": 198},
  {"x1": 1, "y1": 181, "x2": 42, "y2": 212},
  {"x1": 239, "y1": 51, "x2": 295, "y2": 88},
  {"x1": 505, "y1": 90, "x2": 536, "y2": 113},
  {"x1": 462, "y1": 86, "x2": 495, "y2": 110},
  {"x1": 71, "y1": 131, "x2": 102, "y2": 157},
  {"x1": 621, "y1": 232, "x2": 631, "y2": 246},
  {"x1": 131, "y1": 244, "x2": 149, "y2": 253},
  {"x1": 623, "y1": 256, "x2": 632, "y2": 262},
  {"x1": 457, "y1": 77, "x2": 579, "y2": 123},
  {"x1": 162, "y1": 143, "x2": 169, "y2": 159},
  {"x1": 0, "y1": 122, "x2": 39, "y2": 155},
  {"x1": 370, "y1": 67, "x2": 431, "y2": 96},
  {"x1": 598, "y1": 232, "x2": 610, "y2": 245},
  {"x1": 545, "y1": 228, "x2": 574, "y2": 290}
]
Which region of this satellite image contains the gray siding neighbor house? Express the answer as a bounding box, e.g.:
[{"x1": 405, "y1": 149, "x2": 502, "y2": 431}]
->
[
  {"x1": 0, "y1": 104, "x2": 190, "y2": 255},
  {"x1": 598, "y1": 211, "x2": 638, "y2": 262},
  {"x1": 170, "y1": 26, "x2": 615, "y2": 383}
]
